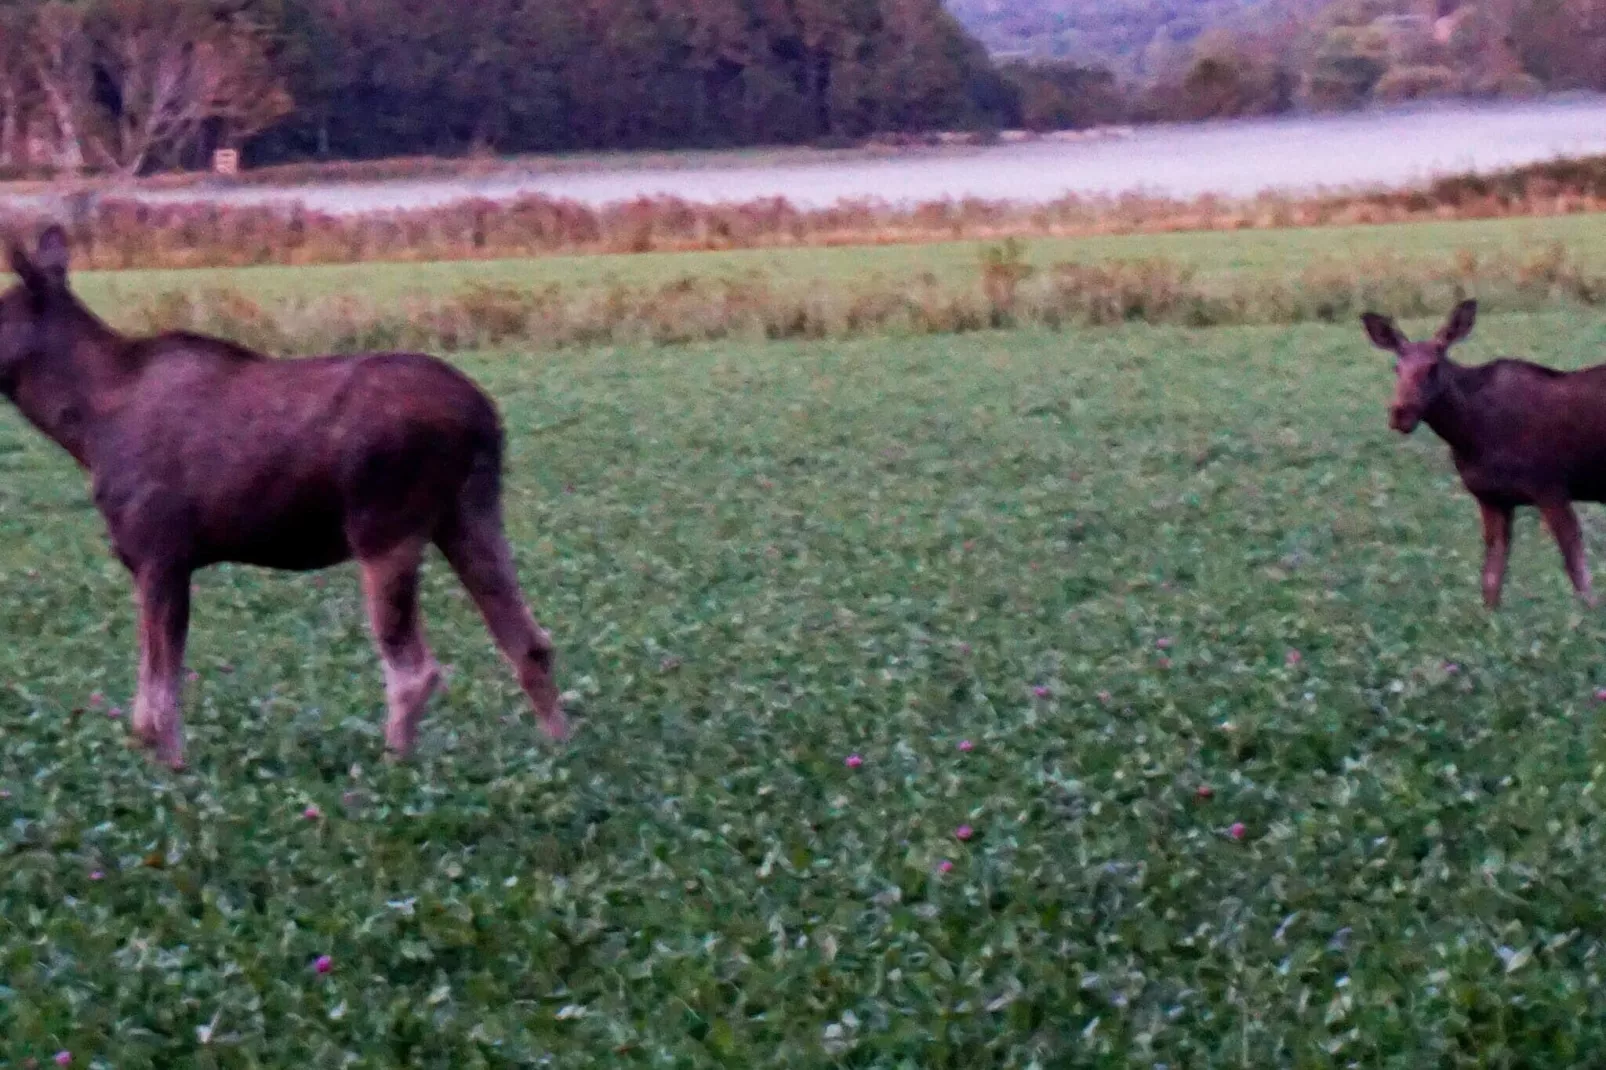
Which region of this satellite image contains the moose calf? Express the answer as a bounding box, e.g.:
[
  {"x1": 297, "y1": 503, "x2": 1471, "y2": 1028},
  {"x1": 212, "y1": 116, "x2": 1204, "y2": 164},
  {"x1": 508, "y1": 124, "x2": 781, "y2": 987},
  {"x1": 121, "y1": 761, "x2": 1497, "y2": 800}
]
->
[
  {"x1": 0, "y1": 226, "x2": 566, "y2": 769},
  {"x1": 1363, "y1": 299, "x2": 1606, "y2": 610}
]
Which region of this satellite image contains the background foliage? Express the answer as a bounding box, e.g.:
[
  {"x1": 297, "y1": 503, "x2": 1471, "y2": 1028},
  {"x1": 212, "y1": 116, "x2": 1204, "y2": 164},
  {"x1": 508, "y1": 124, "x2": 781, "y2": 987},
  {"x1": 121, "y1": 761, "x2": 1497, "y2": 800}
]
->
[{"x1": 0, "y1": 0, "x2": 1601, "y2": 171}]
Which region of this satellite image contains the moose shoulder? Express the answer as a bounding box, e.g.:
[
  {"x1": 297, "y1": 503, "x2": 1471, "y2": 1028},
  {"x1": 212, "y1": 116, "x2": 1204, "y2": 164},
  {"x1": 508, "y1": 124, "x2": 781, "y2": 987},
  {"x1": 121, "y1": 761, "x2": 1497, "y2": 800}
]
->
[
  {"x1": 0, "y1": 226, "x2": 567, "y2": 769},
  {"x1": 1362, "y1": 299, "x2": 1606, "y2": 609}
]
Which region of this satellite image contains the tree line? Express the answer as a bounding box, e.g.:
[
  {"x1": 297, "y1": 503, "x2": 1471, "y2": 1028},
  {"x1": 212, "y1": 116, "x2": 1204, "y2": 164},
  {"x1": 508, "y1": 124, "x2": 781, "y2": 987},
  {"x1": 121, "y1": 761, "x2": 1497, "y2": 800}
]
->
[
  {"x1": 0, "y1": 0, "x2": 1604, "y2": 176},
  {"x1": 0, "y1": 0, "x2": 1016, "y2": 174}
]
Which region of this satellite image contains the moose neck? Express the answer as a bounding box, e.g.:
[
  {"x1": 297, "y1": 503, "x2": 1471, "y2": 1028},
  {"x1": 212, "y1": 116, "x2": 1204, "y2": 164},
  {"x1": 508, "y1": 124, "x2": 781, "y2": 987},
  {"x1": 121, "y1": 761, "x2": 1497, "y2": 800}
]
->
[
  {"x1": 9, "y1": 299, "x2": 130, "y2": 469},
  {"x1": 1420, "y1": 359, "x2": 1481, "y2": 458}
]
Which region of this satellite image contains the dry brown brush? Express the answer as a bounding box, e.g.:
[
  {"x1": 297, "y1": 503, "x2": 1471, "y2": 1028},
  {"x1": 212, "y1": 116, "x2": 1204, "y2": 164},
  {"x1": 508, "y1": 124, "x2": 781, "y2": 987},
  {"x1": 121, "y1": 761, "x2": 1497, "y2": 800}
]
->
[{"x1": 13, "y1": 155, "x2": 1606, "y2": 270}]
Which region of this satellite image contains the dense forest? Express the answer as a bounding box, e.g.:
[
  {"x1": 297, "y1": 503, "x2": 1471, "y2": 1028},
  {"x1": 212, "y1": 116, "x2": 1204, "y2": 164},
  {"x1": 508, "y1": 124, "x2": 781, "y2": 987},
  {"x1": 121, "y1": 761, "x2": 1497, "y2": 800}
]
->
[
  {"x1": 0, "y1": 0, "x2": 1012, "y2": 172},
  {"x1": 0, "y1": 0, "x2": 1602, "y2": 175}
]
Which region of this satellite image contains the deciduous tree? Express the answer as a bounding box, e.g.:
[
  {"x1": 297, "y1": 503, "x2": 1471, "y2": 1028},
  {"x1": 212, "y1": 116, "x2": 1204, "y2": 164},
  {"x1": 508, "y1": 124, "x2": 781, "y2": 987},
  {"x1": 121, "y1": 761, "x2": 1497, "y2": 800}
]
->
[{"x1": 89, "y1": 0, "x2": 291, "y2": 174}]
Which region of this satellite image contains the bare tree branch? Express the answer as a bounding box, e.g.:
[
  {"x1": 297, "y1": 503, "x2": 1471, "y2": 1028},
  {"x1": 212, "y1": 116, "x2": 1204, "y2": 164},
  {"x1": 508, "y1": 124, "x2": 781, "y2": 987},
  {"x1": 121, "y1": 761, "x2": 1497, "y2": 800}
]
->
[
  {"x1": 90, "y1": 0, "x2": 292, "y2": 175},
  {"x1": 30, "y1": 2, "x2": 93, "y2": 174}
]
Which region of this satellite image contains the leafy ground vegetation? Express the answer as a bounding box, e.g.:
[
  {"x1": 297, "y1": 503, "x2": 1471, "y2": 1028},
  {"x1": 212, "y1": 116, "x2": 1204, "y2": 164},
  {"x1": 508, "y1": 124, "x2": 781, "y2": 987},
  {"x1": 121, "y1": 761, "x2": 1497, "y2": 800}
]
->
[{"x1": 8, "y1": 299, "x2": 1606, "y2": 1065}]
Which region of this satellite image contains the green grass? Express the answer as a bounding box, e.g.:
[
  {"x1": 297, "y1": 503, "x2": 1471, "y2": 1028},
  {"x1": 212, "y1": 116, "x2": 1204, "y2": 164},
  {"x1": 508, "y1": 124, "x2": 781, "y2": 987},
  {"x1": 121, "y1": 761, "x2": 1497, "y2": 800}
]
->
[
  {"x1": 9, "y1": 307, "x2": 1606, "y2": 1064},
  {"x1": 71, "y1": 210, "x2": 1606, "y2": 312}
]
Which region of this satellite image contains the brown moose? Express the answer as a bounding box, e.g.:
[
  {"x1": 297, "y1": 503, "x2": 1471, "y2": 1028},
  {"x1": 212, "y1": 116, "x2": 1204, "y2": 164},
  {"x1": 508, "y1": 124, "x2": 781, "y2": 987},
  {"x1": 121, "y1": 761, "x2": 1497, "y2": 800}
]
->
[
  {"x1": 1363, "y1": 298, "x2": 1606, "y2": 610},
  {"x1": 0, "y1": 226, "x2": 565, "y2": 769}
]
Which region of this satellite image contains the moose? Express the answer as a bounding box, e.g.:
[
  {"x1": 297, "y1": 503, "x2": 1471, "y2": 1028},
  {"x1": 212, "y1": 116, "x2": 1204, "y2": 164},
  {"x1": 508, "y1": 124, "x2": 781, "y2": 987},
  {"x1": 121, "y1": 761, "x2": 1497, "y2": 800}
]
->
[
  {"x1": 0, "y1": 226, "x2": 565, "y2": 769},
  {"x1": 1363, "y1": 298, "x2": 1606, "y2": 611}
]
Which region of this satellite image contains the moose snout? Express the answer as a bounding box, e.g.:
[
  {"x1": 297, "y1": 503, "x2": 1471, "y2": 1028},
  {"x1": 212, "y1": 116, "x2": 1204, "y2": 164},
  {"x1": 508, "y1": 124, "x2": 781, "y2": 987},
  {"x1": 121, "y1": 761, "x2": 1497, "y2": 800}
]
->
[{"x1": 1389, "y1": 405, "x2": 1420, "y2": 434}]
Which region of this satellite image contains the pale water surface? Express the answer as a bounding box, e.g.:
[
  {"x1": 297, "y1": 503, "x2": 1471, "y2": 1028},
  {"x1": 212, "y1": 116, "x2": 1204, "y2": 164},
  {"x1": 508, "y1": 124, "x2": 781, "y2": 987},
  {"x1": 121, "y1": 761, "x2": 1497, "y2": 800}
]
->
[{"x1": 18, "y1": 96, "x2": 1606, "y2": 215}]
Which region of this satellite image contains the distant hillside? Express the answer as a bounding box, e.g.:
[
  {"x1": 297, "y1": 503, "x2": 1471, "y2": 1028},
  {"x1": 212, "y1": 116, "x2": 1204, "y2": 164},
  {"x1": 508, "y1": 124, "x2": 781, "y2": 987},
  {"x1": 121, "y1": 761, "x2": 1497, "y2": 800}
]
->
[{"x1": 946, "y1": 0, "x2": 1338, "y2": 76}]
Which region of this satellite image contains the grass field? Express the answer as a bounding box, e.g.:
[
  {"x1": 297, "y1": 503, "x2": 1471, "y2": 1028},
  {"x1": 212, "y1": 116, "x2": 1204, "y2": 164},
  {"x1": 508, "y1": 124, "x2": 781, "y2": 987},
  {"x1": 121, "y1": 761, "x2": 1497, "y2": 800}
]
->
[
  {"x1": 8, "y1": 295, "x2": 1606, "y2": 1064},
  {"x1": 71, "y1": 210, "x2": 1606, "y2": 312}
]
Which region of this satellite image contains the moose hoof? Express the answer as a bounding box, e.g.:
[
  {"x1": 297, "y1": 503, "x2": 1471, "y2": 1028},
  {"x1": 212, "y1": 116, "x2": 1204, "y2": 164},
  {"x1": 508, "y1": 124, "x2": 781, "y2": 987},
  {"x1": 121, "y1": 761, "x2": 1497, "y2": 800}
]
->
[
  {"x1": 127, "y1": 714, "x2": 160, "y2": 747},
  {"x1": 152, "y1": 735, "x2": 186, "y2": 771},
  {"x1": 540, "y1": 710, "x2": 571, "y2": 742},
  {"x1": 151, "y1": 749, "x2": 186, "y2": 772},
  {"x1": 383, "y1": 723, "x2": 419, "y2": 758}
]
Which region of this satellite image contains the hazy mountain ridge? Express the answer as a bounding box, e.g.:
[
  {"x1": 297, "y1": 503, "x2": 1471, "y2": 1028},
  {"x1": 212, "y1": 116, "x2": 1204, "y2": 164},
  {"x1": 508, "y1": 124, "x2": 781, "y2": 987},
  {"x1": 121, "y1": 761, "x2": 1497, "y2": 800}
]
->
[{"x1": 946, "y1": 0, "x2": 1338, "y2": 75}]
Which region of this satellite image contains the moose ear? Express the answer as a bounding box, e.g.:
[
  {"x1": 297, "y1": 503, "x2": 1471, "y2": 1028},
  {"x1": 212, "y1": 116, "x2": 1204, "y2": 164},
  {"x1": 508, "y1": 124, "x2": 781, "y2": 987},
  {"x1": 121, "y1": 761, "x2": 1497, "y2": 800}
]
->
[
  {"x1": 1361, "y1": 311, "x2": 1406, "y2": 353},
  {"x1": 1436, "y1": 298, "x2": 1477, "y2": 348},
  {"x1": 8, "y1": 240, "x2": 41, "y2": 292},
  {"x1": 9, "y1": 225, "x2": 68, "y2": 296},
  {"x1": 35, "y1": 225, "x2": 69, "y2": 281}
]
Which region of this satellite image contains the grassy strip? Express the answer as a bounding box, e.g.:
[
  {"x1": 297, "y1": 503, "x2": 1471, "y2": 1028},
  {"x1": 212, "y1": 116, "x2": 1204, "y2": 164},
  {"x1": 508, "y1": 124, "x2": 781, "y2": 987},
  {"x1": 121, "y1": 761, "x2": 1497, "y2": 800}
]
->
[{"x1": 107, "y1": 241, "x2": 1606, "y2": 354}]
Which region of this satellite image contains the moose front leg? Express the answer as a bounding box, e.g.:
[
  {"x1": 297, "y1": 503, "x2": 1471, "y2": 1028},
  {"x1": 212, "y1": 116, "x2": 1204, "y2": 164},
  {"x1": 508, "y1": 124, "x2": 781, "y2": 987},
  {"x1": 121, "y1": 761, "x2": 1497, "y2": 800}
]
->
[
  {"x1": 1540, "y1": 501, "x2": 1598, "y2": 608},
  {"x1": 1477, "y1": 499, "x2": 1513, "y2": 610},
  {"x1": 132, "y1": 564, "x2": 192, "y2": 769}
]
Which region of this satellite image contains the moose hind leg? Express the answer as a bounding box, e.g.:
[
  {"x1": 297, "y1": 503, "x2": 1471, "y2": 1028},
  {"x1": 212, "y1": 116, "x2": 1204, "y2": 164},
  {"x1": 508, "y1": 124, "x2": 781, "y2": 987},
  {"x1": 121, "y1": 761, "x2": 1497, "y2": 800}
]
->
[
  {"x1": 1540, "y1": 501, "x2": 1598, "y2": 607},
  {"x1": 436, "y1": 505, "x2": 565, "y2": 740},
  {"x1": 359, "y1": 540, "x2": 441, "y2": 759},
  {"x1": 1477, "y1": 500, "x2": 1513, "y2": 610},
  {"x1": 133, "y1": 565, "x2": 191, "y2": 770}
]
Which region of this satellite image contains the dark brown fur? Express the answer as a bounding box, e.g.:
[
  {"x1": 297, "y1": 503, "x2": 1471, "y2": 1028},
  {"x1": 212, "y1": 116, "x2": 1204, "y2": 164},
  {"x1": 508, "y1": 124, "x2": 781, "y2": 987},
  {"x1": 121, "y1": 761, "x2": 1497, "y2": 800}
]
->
[
  {"x1": 0, "y1": 226, "x2": 565, "y2": 768},
  {"x1": 1363, "y1": 299, "x2": 1606, "y2": 609}
]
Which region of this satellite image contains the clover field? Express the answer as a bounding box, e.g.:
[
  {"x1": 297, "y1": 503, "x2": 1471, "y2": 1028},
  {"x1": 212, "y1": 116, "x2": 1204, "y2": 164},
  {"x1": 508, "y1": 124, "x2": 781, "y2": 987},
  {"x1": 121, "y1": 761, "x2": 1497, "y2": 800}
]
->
[{"x1": 7, "y1": 310, "x2": 1606, "y2": 1066}]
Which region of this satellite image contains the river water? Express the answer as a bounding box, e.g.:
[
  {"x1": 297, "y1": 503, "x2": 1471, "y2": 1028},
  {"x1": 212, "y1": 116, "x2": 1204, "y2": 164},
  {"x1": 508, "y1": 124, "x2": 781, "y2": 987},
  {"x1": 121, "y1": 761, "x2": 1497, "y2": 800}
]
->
[{"x1": 16, "y1": 95, "x2": 1606, "y2": 215}]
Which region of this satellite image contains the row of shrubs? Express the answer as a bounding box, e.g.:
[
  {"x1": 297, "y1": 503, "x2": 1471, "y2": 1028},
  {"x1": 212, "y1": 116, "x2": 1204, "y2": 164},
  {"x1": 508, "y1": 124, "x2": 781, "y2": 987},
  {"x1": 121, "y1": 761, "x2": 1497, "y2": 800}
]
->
[
  {"x1": 15, "y1": 155, "x2": 1606, "y2": 271},
  {"x1": 110, "y1": 241, "x2": 1606, "y2": 355}
]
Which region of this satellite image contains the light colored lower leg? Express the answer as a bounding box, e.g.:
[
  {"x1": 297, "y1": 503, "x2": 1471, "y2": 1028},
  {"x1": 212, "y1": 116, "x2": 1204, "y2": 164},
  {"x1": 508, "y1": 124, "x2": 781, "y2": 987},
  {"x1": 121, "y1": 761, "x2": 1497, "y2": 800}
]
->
[
  {"x1": 131, "y1": 653, "x2": 160, "y2": 747},
  {"x1": 131, "y1": 642, "x2": 184, "y2": 768},
  {"x1": 358, "y1": 541, "x2": 439, "y2": 758},
  {"x1": 381, "y1": 653, "x2": 441, "y2": 757},
  {"x1": 132, "y1": 568, "x2": 189, "y2": 769},
  {"x1": 149, "y1": 674, "x2": 185, "y2": 770}
]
